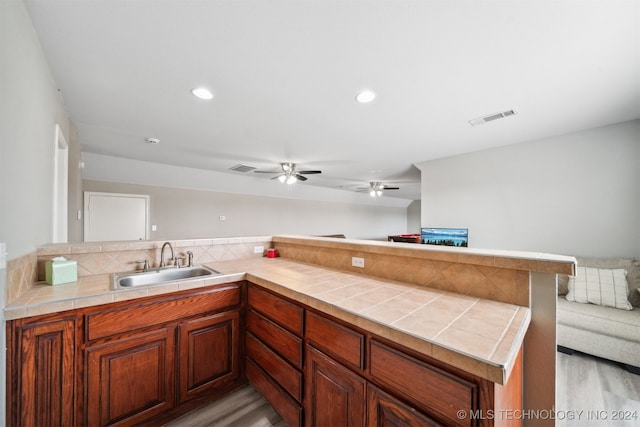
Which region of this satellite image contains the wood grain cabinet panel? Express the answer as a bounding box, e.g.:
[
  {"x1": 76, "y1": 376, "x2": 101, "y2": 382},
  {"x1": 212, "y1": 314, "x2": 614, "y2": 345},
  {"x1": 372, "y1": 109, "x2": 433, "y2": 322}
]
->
[
  {"x1": 367, "y1": 384, "x2": 444, "y2": 427},
  {"x1": 246, "y1": 308, "x2": 303, "y2": 369},
  {"x1": 86, "y1": 284, "x2": 240, "y2": 341},
  {"x1": 246, "y1": 332, "x2": 303, "y2": 401},
  {"x1": 369, "y1": 339, "x2": 477, "y2": 427},
  {"x1": 248, "y1": 286, "x2": 303, "y2": 335},
  {"x1": 305, "y1": 345, "x2": 366, "y2": 427},
  {"x1": 246, "y1": 358, "x2": 303, "y2": 427},
  {"x1": 177, "y1": 311, "x2": 240, "y2": 403},
  {"x1": 306, "y1": 311, "x2": 365, "y2": 371},
  {"x1": 85, "y1": 328, "x2": 176, "y2": 426},
  {"x1": 8, "y1": 317, "x2": 76, "y2": 427}
]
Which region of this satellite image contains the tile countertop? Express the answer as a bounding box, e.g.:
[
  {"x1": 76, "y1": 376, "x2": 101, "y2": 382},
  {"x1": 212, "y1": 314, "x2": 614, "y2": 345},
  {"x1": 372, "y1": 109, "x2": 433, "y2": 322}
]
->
[{"x1": 4, "y1": 257, "x2": 529, "y2": 385}]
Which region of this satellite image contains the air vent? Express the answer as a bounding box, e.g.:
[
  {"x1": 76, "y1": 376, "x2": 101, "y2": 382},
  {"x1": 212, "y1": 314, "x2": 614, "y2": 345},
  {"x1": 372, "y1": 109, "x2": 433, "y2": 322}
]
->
[
  {"x1": 229, "y1": 164, "x2": 256, "y2": 173},
  {"x1": 469, "y1": 109, "x2": 517, "y2": 126}
]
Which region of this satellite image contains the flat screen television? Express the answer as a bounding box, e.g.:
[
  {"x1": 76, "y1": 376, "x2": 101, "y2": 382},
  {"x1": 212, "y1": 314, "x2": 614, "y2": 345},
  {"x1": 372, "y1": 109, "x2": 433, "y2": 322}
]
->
[{"x1": 421, "y1": 227, "x2": 468, "y2": 247}]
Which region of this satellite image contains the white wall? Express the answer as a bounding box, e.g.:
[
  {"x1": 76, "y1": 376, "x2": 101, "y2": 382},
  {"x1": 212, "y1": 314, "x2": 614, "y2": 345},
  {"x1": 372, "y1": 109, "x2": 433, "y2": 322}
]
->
[
  {"x1": 0, "y1": 0, "x2": 73, "y2": 258},
  {"x1": 406, "y1": 200, "x2": 421, "y2": 234},
  {"x1": 417, "y1": 120, "x2": 640, "y2": 258},
  {"x1": 81, "y1": 153, "x2": 414, "y2": 241},
  {"x1": 83, "y1": 179, "x2": 409, "y2": 241},
  {"x1": 0, "y1": 1, "x2": 76, "y2": 424}
]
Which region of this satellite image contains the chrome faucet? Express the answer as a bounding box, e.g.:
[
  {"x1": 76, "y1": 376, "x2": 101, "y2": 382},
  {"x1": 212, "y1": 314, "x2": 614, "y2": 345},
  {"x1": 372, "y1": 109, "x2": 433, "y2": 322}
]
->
[{"x1": 159, "y1": 242, "x2": 174, "y2": 268}]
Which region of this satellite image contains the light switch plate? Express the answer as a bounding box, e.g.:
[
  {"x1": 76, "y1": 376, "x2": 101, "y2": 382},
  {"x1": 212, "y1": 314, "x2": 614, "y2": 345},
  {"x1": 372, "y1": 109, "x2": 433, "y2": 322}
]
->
[{"x1": 0, "y1": 242, "x2": 6, "y2": 269}]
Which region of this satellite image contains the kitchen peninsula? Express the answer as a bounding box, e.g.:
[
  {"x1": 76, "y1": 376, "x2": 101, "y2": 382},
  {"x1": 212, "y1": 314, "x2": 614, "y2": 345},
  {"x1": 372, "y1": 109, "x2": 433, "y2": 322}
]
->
[{"x1": 5, "y1": 235, "x2": 575, "y2": 426}]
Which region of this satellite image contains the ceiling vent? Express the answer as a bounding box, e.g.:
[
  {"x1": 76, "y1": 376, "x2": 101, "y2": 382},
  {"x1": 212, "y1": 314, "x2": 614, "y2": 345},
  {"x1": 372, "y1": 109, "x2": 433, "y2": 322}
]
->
[
  {"x1": 468, "y1": 109, "x2": 517, "y2": 126},
  {"x1": 229, "y1": 164, "x2": 256, "y2": 173}
]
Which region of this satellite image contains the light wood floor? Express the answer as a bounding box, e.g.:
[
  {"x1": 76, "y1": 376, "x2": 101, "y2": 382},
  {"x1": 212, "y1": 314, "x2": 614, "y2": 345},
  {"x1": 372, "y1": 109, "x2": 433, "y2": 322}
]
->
[
  {"x1": 556, "y1": 351, "x2": 640, "y2": 427},
  {"x1": 163, "y1": 385, "x2": 285, "y2": 427},
  {"x1": 164, "y1": 351, "x2": 639, "y2": 427}
]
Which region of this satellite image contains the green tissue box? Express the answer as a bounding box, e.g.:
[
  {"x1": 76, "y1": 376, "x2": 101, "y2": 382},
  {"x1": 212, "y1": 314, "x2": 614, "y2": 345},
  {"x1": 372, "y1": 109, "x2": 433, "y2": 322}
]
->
[{"x1": 45, "y1": 259, "x2": 78, "y2": 285}]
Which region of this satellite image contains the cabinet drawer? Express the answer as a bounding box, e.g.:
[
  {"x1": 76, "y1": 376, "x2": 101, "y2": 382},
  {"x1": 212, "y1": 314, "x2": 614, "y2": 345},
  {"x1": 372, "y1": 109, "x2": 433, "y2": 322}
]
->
[
  {"x1": 306, "y1": 311, "x2": 364, "y2": 371},
  {"x1": 367, "y1": 384, "x2": 444, "y2": 427},
  {"x1": 246, "y1": 357, "x2": 303, "y2": 427},
  {"x1": 86, "y1": 284, "x2": 240, "y2": 341},
  {"x1": 246, "y1": 332, "x2": 302, "y2": 402},
  {"x1": 247, "y1": 309, "x2": 303, "y2": 369},
  {"x1": 369, "y1": 340, "x2": 477, "y2": 427},
  {"x1": 248, "y1": 286, "x2": 303, "y2": 336}
]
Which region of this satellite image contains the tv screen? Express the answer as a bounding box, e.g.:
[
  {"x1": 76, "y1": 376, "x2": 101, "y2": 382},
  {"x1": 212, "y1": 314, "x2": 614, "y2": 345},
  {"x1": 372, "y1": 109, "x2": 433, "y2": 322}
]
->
[{"x1": 421, "y1": 227, "x2": 468, "y2": 247}]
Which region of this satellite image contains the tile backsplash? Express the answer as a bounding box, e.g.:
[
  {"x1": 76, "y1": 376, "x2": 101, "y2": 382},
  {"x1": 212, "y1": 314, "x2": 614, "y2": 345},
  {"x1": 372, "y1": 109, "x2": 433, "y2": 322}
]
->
[
  {"x1": 35, "y1": 236, "x2": 273, "y2": 281},
  {"x1": 6, "y1": 251, "x2": 38, "y2": 305}
]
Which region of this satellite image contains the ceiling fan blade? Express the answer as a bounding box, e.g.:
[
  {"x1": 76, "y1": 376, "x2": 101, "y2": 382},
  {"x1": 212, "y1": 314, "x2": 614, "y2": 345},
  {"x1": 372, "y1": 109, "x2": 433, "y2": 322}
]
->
[
  {"x1": 295, "y1": 174, "x2": 308, "y2": 181},
  {"x1": 382, "y1": 186, "x2": 400, "y2": 190},
  {"x1": 270, "y1": 174, "x2": 284, "y2": 180},
  {"x1": 254, "y1": 170, "x2": 280, "y2": 174},
  {"x1": 297, "y1": 170, "x2": 322, "y2": 175}
]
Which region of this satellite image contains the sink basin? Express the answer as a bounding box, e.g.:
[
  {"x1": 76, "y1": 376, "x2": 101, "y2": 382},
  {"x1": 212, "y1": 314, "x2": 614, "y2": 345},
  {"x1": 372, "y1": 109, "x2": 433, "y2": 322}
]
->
[{"x1": 111, "y1": 265, "x2": 222, "y2": 289}]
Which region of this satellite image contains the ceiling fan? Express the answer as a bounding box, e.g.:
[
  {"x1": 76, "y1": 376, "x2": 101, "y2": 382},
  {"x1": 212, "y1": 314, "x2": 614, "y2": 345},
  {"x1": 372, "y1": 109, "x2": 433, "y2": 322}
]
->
[
  {"x1": 254, "y1": 162, "x2": 322, "y2": 184},
  {"x1": 357, "y1": 181, "x2": 400, "y2": 197}
]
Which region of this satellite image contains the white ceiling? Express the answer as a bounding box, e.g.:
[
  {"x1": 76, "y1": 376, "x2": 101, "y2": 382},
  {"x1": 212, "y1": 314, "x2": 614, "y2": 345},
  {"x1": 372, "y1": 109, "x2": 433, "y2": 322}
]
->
[{"x1": 24, "y1": 0, "x2": 640, "y2": 201}]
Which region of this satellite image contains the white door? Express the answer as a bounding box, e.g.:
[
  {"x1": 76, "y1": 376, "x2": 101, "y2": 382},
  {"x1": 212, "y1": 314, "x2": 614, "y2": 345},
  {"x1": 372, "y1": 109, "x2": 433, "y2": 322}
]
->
[{"x1": 84, "y1": 192, "x2": 150, "y2": 242}]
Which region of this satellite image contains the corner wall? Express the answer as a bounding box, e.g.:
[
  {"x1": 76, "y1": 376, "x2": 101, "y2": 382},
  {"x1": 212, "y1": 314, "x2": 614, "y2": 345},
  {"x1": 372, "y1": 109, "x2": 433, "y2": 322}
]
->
[
  {"x1": 0, "y1": 0, "x2": 75, "y2": 258},
  {"x1": 416, "y1": 120, "x2": 640, "y2": 258},
  {"x1": 0, "y1": 1, "x2": 77, "y2": 424}
]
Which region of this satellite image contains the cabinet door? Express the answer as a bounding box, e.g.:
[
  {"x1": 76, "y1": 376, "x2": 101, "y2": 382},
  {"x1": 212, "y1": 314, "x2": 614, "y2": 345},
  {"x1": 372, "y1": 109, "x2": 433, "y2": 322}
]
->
[
  {"x1": 85, "y1": 328, "x2": 175, "y2": 426},
  {"x1": 11, "y1": 318, "x2": 76, "y2": 427},
  {"x1": 305, "y1": 345, "x2": 366, "y2": 427},
  {"x1": 177, "y1": 311, "x2": 240, "y2": 403},
  {"x1": 367, "y1": 384, "x2": 444, "y2": 427}
]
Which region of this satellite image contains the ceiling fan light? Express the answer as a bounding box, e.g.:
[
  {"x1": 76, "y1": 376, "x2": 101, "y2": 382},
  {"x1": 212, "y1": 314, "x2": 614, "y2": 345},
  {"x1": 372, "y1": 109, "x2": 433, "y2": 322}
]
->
[
  {"x1": 277, "y1": 175, "x2": 287, "y2": 183},
  {"x1": 191, "y1": 87, "x2": 213, "y2": 100},
  {"x1": 356, "y1": 90, "x2": 376, "y2": 103},
  {"x1": 370, "y1": 189, "x2": 376, "y2": 197},
  {"x1": 377, "y1": 190, "x2": 383, "y2": 196},
  {"x1": 286, "y1": 175, "x2": 297, "y2": 184}
]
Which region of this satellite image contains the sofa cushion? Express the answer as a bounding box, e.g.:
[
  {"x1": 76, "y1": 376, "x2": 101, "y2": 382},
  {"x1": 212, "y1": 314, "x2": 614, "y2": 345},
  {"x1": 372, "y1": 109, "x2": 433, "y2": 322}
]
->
[
  {"x1": 557, "y1": 298, "x2": 640, "y2": 342},
  {"x1": 566, "y1": 267, "x2": 633, "y2": 310},
  {"x1": 558, "y1": 258, "x2": 640, "y2": 308}
]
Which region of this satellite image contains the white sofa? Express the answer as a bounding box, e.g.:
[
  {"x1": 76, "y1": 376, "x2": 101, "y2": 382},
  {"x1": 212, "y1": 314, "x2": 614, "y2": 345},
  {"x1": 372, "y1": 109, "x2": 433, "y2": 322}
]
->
[{"x1": 557, "y1": 257, "x2": 640, "y2": 373}]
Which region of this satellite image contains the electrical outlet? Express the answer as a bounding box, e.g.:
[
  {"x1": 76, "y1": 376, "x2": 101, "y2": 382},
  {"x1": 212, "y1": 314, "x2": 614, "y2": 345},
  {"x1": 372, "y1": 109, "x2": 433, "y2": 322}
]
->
[
  {"x1": 254, "y1": 246, "x2": 264, "y2": 254},
  {"x1": 352, "y1": 257, "x2": 365, "y2": 268}
]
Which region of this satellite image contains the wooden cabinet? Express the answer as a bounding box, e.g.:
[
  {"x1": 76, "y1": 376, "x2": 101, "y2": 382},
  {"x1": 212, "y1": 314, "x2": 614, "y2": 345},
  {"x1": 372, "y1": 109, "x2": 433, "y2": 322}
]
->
[
  {"x1": 369, "y1": 339, "x2": 478, "y2": 427},
  {"x1": 306, "y1": 311, "x2": 365, "y2": 371},
  {"x1": 367, "y1": 384, "x2": 443, "y2": 427},
  {"x1": 246, "y1": 285, "x2": 304, "y2": 426},
  {"x1": 246, "y1": 283, "x2": 523, "y2": 427},
  {"x1": 6, "y1": 315, "x2": 76, "y2": 427},
  {"x1": 305, "y1": 345, "x2": 366, "y2": 427},
  {"x1": 85, "y1": 328, "x2": 176, "y2": 426},
  {"x1": 177, "y1": 311, "x2": 240, "y2": 403},
  {"x1": 82, "y1": 283, "x2": 243, "y2": 425},
  {"x1": 7, "y1": 282, "x2": 244, "y2": 427}
]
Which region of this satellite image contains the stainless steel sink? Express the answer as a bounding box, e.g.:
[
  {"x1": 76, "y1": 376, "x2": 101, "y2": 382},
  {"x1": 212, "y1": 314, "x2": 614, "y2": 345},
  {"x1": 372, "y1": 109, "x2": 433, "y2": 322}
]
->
[{"x1": 111, "y1": 265, "x2": 222, "y2": 289}]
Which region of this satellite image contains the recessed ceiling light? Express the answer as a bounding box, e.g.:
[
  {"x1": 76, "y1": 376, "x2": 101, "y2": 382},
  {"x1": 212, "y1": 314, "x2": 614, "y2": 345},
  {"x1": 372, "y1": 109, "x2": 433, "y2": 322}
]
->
[
  {"x1": 355, "y1": 90, "x2": 376, "y2": 103},
  {"x1": 145, "y1": 137, "x2": 160, "y2": 145},
  {"x1": 191, "y1": 87, "x2": 213, "y2": 100}
]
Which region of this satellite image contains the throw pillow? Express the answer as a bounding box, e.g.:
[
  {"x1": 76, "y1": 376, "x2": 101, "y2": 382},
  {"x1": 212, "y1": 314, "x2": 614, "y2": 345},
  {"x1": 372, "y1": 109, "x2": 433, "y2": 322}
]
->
[{"x1": 566, "y1": 267, "x2": 632, "y2": 310}]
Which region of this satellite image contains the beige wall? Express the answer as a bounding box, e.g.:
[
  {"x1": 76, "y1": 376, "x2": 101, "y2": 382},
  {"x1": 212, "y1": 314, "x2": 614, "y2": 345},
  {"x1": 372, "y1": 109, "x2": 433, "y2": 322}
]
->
[{"x1": 83, "y1": 180, "x2": 409, "y2": 241}]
